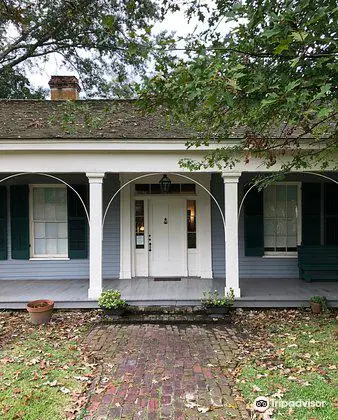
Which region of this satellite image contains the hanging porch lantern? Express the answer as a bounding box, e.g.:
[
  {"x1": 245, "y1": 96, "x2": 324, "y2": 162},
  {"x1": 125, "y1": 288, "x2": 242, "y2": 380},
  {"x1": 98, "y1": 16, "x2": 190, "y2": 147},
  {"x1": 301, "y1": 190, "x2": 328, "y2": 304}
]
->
[{"x1": 159, "y1": 174, "x2": 171, "y2": 193}]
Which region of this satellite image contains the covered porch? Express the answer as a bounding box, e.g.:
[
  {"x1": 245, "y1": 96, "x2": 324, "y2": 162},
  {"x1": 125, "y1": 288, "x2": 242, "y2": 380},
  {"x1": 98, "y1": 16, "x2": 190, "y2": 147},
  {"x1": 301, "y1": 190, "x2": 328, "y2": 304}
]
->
[{"x1": 1, "y1": 277, "x2": 337, "y2": 309}]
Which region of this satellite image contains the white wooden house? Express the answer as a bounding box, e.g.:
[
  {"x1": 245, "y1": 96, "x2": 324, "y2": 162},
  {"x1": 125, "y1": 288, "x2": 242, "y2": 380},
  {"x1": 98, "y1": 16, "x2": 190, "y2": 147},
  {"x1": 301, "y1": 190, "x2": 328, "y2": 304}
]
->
[{"x1": 0, "y1": 76, "x2": 337, "y2": 308}]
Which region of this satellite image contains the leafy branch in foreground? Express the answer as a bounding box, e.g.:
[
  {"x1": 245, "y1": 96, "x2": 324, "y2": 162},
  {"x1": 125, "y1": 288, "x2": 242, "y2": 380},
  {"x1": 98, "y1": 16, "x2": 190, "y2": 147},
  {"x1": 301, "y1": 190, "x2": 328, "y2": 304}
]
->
[{"x1": 140, "y1": 0, "x2": 338, "y2": 171}]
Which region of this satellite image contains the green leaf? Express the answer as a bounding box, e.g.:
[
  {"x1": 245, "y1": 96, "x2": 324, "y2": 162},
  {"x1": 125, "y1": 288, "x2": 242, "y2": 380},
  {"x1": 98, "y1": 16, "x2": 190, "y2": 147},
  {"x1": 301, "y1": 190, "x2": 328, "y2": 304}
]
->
[
  {"x1": 291, "y1": 31, "x2": 308, "y2": 42},
  {"x1": 290, "y1": 57, "x2": 300, "y2": 68},
  {"x1": 285, "y1": 80, "x2": 301, "y2": 92},
  {"x1": 224, "y1": 92, "x2": 234, "y2": 107},
  {"x1": 274, "y1": 38, "x2": 292, "y2": 54},
  {"x1": 317, "y1": 107, "x2": 331, "y2": 118}
]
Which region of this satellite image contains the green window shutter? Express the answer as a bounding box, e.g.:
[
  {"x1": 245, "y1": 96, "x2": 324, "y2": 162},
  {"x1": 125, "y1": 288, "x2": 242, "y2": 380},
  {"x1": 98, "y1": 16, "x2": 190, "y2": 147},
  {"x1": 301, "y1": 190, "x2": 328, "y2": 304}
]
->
[
  {"x1": 67, "y1": 185, "x2": 89, "y2": 259},
  {"x1": 244, "y1": 186, "x2": 264, "y2": 256},
  {"x1": 324, "y1": 183, "x2": 338, "y2": 245},
  {"x1": 302, "y1": 183, "x2": 321, "y2": 245},
  {"x1": 10, "y1": 185, "x2": 30, "y2": 259},
  {"x1": 0, "y1": 186, "x2": 7, "y2": 260}
]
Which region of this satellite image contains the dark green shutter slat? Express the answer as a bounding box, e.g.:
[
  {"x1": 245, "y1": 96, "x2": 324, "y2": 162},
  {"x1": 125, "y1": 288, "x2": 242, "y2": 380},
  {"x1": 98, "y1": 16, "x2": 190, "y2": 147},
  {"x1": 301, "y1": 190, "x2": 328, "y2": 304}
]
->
[
  {"x1": 324, "y1": 183, "x2": 338, "y2": 245},
  {"x1": 244, "y1": 186, "x2": 264, "y2": 256},
  {"x1": 10, "y1": 185, "x2": 29, "y2": 259},
  {"x1": 302, "y1": 183, "x2": 321, "y2": 245},
  {"x1": 0, "y1": 186, "x2": 7, "y2": 260},
  {"x1": 68, "y1": 185, "x2": 88, "y2": 259}
]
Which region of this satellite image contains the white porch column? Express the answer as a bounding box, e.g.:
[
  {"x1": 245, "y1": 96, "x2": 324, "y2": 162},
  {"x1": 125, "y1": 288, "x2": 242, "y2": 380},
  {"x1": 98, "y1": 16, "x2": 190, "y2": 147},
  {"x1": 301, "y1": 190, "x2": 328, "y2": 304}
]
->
[
  {"x1": 87, "y1": 172, "x2": 105, "y2": 299},
  {"x1": 222, "y1": 172, "x2": 241, "y2": 298}
]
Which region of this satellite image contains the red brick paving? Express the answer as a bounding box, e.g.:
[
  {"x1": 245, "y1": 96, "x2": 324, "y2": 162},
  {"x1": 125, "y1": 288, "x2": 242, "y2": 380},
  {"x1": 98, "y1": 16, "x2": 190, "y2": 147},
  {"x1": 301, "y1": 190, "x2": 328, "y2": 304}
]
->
[{"x1": 83, "y1": 324, "x2": 249, "y2": 419}]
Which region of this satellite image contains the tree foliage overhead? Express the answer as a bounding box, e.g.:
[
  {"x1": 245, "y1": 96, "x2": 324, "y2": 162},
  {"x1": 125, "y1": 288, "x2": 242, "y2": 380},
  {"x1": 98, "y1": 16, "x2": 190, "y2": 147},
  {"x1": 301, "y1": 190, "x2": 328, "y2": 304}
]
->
[
  {"x1": 0, "y1": 67, "x2": 45, "y2": 98},
  {"x1": 0, "y1": 0, "x2": 163, "y2": 97},
  {"x1": 140, "y1": 0, "x2": 338, "y2": 172}
]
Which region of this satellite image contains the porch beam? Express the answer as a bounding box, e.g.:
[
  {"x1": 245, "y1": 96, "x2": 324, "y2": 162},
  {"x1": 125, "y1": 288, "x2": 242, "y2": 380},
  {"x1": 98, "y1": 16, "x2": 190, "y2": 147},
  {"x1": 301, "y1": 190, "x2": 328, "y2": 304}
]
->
[
  {"x1": 87, "y1": 172, "x2": 105, "y2": 300},
  {"x1": 222, "y1": 172, "x2": 241, "y2": 298}
]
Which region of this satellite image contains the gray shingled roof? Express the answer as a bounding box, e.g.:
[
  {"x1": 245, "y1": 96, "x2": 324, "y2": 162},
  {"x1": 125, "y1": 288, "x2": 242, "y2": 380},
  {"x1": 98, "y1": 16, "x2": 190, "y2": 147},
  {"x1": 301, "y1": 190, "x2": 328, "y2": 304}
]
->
[{"x1": 0, "y1": 99, "x2": 193, "y2": 139}]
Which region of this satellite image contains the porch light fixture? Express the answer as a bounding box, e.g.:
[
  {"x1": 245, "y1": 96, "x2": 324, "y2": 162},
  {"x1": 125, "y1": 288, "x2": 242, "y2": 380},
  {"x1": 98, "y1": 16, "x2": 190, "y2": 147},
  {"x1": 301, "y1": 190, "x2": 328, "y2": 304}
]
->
[{"x1": 159, "y1": 174, "x2": 171, "y2": 193}]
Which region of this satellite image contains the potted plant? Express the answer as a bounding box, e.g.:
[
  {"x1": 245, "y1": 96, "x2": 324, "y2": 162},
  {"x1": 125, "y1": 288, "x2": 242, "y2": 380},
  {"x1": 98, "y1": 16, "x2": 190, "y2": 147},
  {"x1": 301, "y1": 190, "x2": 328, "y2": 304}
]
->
[
  {"x1": 309, "y1": 296, "x2": 328, "y2": 314},
  {"x1": 201, "y1": 288, "x2": 235, "y2": 316},
  {"x1": 98, "y1": 290, "x2": 128, "y2": 316},
  {"x1": 26, "y1": 299, "x2": 54, "y2": 325}
]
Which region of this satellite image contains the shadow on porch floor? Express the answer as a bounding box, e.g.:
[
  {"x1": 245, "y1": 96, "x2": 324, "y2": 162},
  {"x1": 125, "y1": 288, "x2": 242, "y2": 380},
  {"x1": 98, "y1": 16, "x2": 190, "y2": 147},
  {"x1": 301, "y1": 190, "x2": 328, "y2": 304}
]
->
[{"x1": 0, "y1": 277, "x2": 337, "y2": 309}]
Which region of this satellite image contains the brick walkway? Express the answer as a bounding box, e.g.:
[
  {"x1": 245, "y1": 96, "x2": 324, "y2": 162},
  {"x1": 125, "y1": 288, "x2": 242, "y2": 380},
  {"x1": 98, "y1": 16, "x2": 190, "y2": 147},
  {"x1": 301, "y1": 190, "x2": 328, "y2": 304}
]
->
[{"x1": 84, "y1": 324, "x2": 249, "y2": 419}]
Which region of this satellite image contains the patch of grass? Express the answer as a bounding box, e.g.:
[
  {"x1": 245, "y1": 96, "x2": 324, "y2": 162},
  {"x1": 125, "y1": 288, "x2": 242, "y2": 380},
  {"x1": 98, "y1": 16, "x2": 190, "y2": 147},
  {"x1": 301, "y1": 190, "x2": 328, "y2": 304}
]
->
[
  {"x1": 235, "y1": 310, "x2": 337, "y2": 420},
  {"x1": 0, "y1": 311, "x2": 96, "y2": 420}
]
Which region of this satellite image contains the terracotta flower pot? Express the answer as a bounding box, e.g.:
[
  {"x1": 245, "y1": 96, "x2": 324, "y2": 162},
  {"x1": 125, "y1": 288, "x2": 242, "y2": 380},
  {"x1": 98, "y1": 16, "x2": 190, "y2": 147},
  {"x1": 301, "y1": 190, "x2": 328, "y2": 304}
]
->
[
  {"x1": 310, "y1": 302, "x2": 322, "y2": 314},
  {"x1": 26, "y1": 299, "x2": 54, "y2": 325}
]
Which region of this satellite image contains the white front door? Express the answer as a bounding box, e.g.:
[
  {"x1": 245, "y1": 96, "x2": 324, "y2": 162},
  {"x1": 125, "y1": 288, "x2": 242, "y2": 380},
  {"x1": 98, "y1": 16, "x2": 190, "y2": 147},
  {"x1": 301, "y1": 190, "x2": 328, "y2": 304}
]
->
[{"x1": 149, "y1": 198, "x2": 187, "y2": 277}]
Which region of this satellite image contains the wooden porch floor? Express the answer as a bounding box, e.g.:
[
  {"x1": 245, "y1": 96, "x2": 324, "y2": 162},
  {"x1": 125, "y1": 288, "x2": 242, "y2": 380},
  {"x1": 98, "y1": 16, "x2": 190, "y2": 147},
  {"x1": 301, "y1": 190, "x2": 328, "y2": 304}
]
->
[{"x1": 0, "y1": 277, "x2": 337, "y2": 309}]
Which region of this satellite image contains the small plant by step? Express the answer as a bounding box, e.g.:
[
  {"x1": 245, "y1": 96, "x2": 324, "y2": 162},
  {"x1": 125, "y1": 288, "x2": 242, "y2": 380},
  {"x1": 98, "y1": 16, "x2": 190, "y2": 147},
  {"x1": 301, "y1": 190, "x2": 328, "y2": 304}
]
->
[
  {"x1": 98, "y1": 290, "x2": 128, "y2": 310},
  {"x1": 201, "y1": 288, "x2": 235, "y2": 308},
  {"x1": 309, "y1": 295, "x2": 329, "y2": 311}
]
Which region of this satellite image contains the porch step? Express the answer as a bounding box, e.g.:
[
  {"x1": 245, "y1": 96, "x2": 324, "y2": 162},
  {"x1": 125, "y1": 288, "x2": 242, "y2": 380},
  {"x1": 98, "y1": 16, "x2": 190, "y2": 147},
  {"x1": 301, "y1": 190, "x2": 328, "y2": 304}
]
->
[{"x1": 101, "y1": 313, "x2": 231, "y2": 324}]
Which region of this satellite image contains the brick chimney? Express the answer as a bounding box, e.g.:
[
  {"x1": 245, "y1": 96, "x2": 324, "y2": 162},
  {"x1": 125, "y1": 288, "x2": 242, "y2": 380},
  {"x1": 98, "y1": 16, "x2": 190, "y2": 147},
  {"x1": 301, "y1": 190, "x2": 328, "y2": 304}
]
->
[{"x1": 48, "y1": 75, "x2": 81, "y2": 100}]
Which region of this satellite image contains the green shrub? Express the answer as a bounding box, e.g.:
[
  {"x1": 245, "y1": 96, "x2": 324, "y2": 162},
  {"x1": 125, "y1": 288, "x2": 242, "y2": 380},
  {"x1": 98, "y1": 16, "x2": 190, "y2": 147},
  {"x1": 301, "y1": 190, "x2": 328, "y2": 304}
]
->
[
  {"x1": 310, "y1": 295, "x2": 328, "y2": 310},
  {"x1": 98, "y1": 290, "x2": 128, "y2": 310},
  {"x1": 201, "y1": 288, "x2": 235, "y2": 308}
]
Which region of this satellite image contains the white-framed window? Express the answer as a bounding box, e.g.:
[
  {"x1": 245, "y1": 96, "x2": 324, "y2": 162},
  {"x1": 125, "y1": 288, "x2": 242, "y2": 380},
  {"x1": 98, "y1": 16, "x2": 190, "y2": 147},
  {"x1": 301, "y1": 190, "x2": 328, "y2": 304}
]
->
[
  {"x1": 30, "y1": 185, "x2": 68, "y2": 259},
  {"x1": 263, "y1": 183, "x2": 301, "y2": 256}
]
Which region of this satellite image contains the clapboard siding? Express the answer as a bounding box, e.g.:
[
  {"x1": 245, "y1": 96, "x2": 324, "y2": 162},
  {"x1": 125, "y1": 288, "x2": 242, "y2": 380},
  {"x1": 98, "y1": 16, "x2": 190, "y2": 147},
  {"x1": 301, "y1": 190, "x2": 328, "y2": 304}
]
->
[
  {"x1": 0, "y1": 173, "x2": 120, "y2": 280},
  {"x1": 103, "y1": 174, "x2": 120, "y2": 278},
  {"x1": 211, "y1": 172, "x2": 337, "y2": 278},
  {"x1": 210, "y1": 174, "x2": 225, "y2": 277}
]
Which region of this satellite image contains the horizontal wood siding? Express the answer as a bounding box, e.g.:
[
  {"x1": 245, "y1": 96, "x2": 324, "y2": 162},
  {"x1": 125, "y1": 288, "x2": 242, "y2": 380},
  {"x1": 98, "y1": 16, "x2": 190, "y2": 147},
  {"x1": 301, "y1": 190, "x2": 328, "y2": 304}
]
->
[
  {"x1": 0, "y1": 174, "x2": 120, "y2": 280},
  {"x1": 103, "y1": 175, "x2": 120, "y2": 278},
  {"x1": 210, "y1": 174, "x2": 225, "y2": 277}
]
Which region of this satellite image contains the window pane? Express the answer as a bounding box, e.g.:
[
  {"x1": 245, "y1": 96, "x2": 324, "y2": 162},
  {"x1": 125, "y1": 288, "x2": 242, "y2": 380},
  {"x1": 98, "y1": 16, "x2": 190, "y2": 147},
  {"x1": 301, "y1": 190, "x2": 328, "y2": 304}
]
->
[
  {"x1": 287, "y1": 219, "x2": 297, "y2": 236},
  {"x1": 276, "y1": 219, "x2": 287, "y2": 235},
  {"x1": 46, "y1": 238, "x2": 57, "y2": 254},
  {"x1": 169, "y1": 184, "x2": 180, "y2": 193},
  {"x1": 188, "y1": 233, "x2": 196, "y2": 249},
  {"x1": 287, "y1": 185, "x2": 297, "y2": 201},
  {"x1": 58, "y1": 239, "x2": 68, "y2": 254},
  {"x1": 56, "y1": 204, "x2": 67, "y2": 220},
  {"x1": 56, "y1": 189, "x2": 66, "y2": 204},
  {"x1": 135, "y1": 200, "x2": 144, "y2": 249},
  {"x1": 264, "y1": 219, "x2": 275, "y2": 236},
  {"x1": 45, "y1": 189, "x2": 56, "y2": 203},
  {"x1": 35, "y1": 239, "x2": 45, "y2": 254},
  {"x1": 34, "y1": 222, "x2": 45, "y2": 239},
  {"x1": 264, "y1": 184, "x2": 298, "y2": 253},
  {"x1": 33, "y1": 189, "x2": 44, "y2": 219},
  {"x1": 45, "y1": 203, "x2": 56, "y2": 220},
  {"x1": 264, "y1": 186, "x2": 275, "y2": 217},
  {"x1": 135, "y1": 184, "x2": 149, "y2": 194},
  {"x1": 135, "y1": 183, "x2": 196, "y2": 195},
  {"x1": 276, "y1": 236, "x2": 286, "y2": 247},
  {"x1": 276, "y1": 186, "x2": 286, "y2": 217},
  {"x1": 265, "y1": 235, "x2": 275, "y2": 247},
  {"x1": 287, "y1": 236, "x2": 297, "y2": 247},
  {"x1": 150, "y1": 184, "x2": 161, "y2": 194},
  {"x1": 32, "y1": 187, "x2": 68, "y2": 256},
  {"x1": 58, "y1": 223, "x2": 67, "y2": 238},
  {"x1": 46, "y1": 222, "x2": 57, "y2": 238},
  {"x1": 181, "y1": 184, "x2": 195, "y2": 193},
  {"x1": 187, "y1": 200, "x2": 196, "y2": 248}
]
